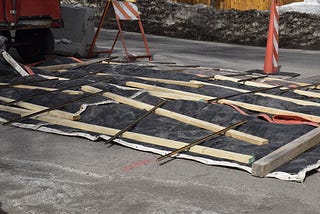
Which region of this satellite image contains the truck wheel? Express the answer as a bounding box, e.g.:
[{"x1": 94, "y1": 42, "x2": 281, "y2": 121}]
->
[{"x1": 15, "y1": 28, "x2": 54, "y2": 63}]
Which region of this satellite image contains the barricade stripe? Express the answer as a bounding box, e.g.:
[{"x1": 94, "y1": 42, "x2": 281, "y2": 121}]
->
[
  {"x1": 275, "y1": 6, "x2": 279, "y2": 18},
  {"x1": 273, "y1": 55, "x2": 278, "y2": 68},
  {"x1": 124, "y1": 2, "x2": 140, "y2": 18},
  {"x1": 273, "y1": 3, "x2": 279, "y2": 69},
  {"x1": 273, "y1": 48, "x2": 279, "y2": 62},
  {"x1": 273, "y1": 35, "x2": 278, "y2": 55},
  {"x1": 119, "y1": 2, "x2": 138, "y2": 20},
  {"x1": 113, "y1": 2, "x2": 131, "y2": 20},
  {"x1": 264, "y1": 0, "x2": 280, "y2": 73},
  {"x1": 113, "y1": 3, "x2": 127, "y2": 20},
  {"x1": 274, "y1": 15, "x2": 279, "y2": 35}
]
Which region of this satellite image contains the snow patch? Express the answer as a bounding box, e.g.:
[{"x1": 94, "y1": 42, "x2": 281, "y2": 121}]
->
[{"x1": 280, "y1": 0, "x2": 320, "y2": 15}]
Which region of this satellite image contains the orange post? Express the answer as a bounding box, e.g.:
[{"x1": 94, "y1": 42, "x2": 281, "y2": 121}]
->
[{"x1": 264, "y1": 0, "x2": 280, "y2": 74}]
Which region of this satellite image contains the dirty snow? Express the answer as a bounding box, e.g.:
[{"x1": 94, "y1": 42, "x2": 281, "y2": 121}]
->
[{"x1": 280, "y1": 0, "x2": 320, "y2": 15}]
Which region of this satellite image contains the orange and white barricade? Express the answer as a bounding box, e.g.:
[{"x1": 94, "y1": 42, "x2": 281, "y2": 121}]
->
[
  {"x1": 87, "y1": 0, "x2": 152, "y2": 61},
  {"x1": 264, "y1": 0, "x2": 280, "y2": 74}
]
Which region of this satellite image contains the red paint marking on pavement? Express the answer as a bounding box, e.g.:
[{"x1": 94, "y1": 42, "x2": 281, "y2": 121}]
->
[{"x1": 121, "y1": 159, "x2": 153, "y2": 172}]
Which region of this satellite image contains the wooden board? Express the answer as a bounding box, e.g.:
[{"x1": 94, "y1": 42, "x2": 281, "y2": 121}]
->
[
  {"x1": 126, "y1": 81, "x2": 214, "y2": 100},
  {"x1": 264, "y1": 77, "x2": 320, "y2": 89},
  {"x1": 193, "y1": 80, "x2": 320, "y2": 107},
  {"x1": 0, "y1": 96, "x2": 80, "y2": 121},
  {"x1": 38, "y1": 74, "x2": 70, "y2": 81},
  {"x1": 36, "y1": 57, "x2": 109, "y2": 72},
  {"x1": 125, "y1": 81, "x2": 320, "y2": 123},
  {"x1": 0, "y1": 104, "x2": 255, "y2": 164},
  {"x1": 252, "y1": 126, "x2": 320, "y2": 177},
  {"x1": 1, "y1": 51, "x2": 30, "y2": 76},
  {"x1": 213, "y1": 75, "x2": 320, "y2": 98},
  {"x1": 137, "y1": 77, "x2": 203, "y2": 88},
  {"x1": 0, "y1": 82, "x2": 83, "y2": 95},
  {"x1": 96, "y1": 73, "x2": 203, "y2": 88},
  {"x1": 81, "y1": 85, "x2": 268, "y2": 145}
]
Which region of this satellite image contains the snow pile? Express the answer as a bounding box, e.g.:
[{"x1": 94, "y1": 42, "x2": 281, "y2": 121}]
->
[{"x1": 280, "y1": 0, "x2": 320, "y2": 15}]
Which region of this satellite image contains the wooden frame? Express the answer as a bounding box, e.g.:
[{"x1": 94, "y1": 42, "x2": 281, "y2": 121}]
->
[
  {"x1": 252, "y1": 126, "x2": 320, "y2": 177},
  {"x1": 81, "y1": 85, "x2": 268, "y2": 145},
  {"x1": 213, "y1": 75, "x2": 320, "y2": 98},
  {"x1": 0, "y1": 104, "x2": 254, "y2": 164},
  {"x1": 125, "y1": 81, "x2": 320, "y2": 123},
  {"x1": 0, "y1": 65, "x2": 319, "y2": 177}
]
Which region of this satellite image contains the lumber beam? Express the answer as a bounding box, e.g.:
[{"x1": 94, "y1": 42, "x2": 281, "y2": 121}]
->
[
  {"x1": 191, "y1": 80, "x2": 320, "y2": 107},
  {"x1": 81, "y1": 85, "x2": 268, "y2": 145},
  {"x1": 0, "y1": 96, "x2": 80, "y2": 121},
  {"x1": 0, "y1": 104, "x2": 255, "y2": 164},
  {"x1": 252, "y1": 126, "x2": 320, "y2": 177},
  {"x1": 148, "y1": 91, "x2": 201, "y2": 101},
  {"x1": 38, "y1": 74, "x2": 70, "y2": 81},
  {"x1": 0, "y1": 82, "x2": 83, "y2": 95},
  {"x1": 36, "y1": 57, "x2": 110, "y2": 72},
  {"x1": 264, "y1": 77, "x2": 320, "y2": 90},
  {"x1": 96, "y1": 73, "x2": 203, "y2": 88},
  {"x1": 1, "y1": 50, "x2": 30, "y2": 76},
  {"x1": 125, "y1": 81, "x2": 320, "y2": 123},
  {"x1": 213, "y1": 75, "x2": 320, "y2": 98},
  {"x1": 0, "y1": 83, "x2": 56, "y2": 91},
  {"x1": 126, "y1": 81, "x2": 213, "y2": 100},
  {"x1": 136, "y1": 77, "x2": 203, "y2": 88},
  {"x1": 218, "y1": 99, "x2": 320, "y2": 123}
]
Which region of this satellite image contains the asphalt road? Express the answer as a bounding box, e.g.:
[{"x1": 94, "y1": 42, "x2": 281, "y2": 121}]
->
[
  {"x1": 1, "y1": 32, "x2": 320, "y2": 213},
  {"x1": 97, "y1": 30, "x2": 320, "y2": 80}
]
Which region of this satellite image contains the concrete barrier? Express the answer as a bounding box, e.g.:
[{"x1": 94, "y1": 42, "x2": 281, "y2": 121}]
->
[{"x1": 52, "y1": 5, "x2": 95, "y2": 57}]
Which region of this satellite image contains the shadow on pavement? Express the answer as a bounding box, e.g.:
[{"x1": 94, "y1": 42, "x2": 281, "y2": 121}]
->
[{"x1": 0, "y1": 202, "x2": 7, "y2": 214}]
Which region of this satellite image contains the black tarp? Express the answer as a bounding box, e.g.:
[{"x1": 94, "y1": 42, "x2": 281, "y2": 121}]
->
[{"x1": 0, "y1": 62, "x2": 319, "y2": 181}]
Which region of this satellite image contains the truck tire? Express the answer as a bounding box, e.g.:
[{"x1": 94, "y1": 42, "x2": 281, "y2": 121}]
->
[{"x1": 15, "y1": 28, "x2": 54, "y2": 63}]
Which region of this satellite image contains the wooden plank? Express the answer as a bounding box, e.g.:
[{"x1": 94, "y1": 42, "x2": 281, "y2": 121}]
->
[
  {"x1": 0, "y1": 96, "x2": 80, "y2": 121},
  {"x1": 126, "y1": 81, "x2": 213, "y2": 100},
  {"x1": 81, "y1": 85, "x2": 268, "y2": 145},
  {"x1": 213, "y1": 75, "x2": 320, "y2": 98},
  {"x1": 96, "y1": 73, "x2": 203, "y2": 88},
  {"x1": 5, "y1": 84, "x2": 57, "y2": 91},
  {"x1": 0, "y1": 83, "x2": 83, "y2": 95},
  {"x1": 191, "y1": 80, "x2": 320, "y2": 107},
  {"x1": 38, "y1": 74, "x2": 70, "y2": 81},
  {"x1": 1, "y1": 51, "x2": 30, "y2": 76},
  {"x1": 264, "y1": 78, "x2": 320, "y2": 90},
  {"x1": 218, "y1": 99, "x2": 320, "y2": 123},
  {"x1": 214, "y1": 75, "x2": 278, "y2": 88},
  {"x1": 125, "y1": 81, "x2": 320, "y2": 123},
  {"x1": 136, "y1": 77, "x2": 204, "y2": 88},
  {"x1": 252, "y1": 126, "x2": 320, "y2": 177},
  {"x1": 148, "y1": 91, "x2": 202, "y2": 101},
  {"x1": 149, "y1": 90, "x2": 320, "y2": 123},
  {"x1": 0, "y1": 104, "x2": 255, "y2": 164},
  {"x1": 36, "y1": 57, "x2": 109, "y2": 72},
  {"x1": 264, "y1": 77, "x2": 310, "y2": 87}
]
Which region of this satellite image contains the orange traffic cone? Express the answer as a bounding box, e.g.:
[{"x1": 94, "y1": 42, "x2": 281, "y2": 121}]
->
[{"x1": 264, "y1": 0, "x2": 280, "y2": 74}]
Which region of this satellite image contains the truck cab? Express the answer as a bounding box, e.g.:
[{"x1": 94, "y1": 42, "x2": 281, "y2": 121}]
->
[{"x1": 0, "y1": 0, "x2": 61, "y2": 62}]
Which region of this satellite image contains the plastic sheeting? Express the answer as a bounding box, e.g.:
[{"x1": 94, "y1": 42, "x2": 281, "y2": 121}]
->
[{"x1": 0, "y1": 62, "x2": 319, "y2": 182}]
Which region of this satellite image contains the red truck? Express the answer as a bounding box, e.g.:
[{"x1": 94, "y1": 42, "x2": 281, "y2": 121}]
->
[{"x1": 0, "y1": 0, "x2": 61, "y2": 62}]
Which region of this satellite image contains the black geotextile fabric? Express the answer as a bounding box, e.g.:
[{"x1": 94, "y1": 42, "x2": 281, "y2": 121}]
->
[{"x1": 0, "y1": 62, "x2": 319, "y2": 175}]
